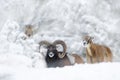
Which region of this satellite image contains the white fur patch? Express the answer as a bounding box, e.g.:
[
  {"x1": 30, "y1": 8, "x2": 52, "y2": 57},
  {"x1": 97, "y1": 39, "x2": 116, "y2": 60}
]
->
[
  {"x1": 87, "y1": 44, "x2": 92, "y2": 56},
  {"x1": 49, "y1": 52, "x2": 54, "y2": 58},
  {"x1": 67, "y1": 54, "x2": 75, "y2": 65}
]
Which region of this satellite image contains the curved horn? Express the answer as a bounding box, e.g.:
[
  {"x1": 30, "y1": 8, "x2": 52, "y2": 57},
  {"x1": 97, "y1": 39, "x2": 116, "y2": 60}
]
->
[
  {"x1": 53, "y1": 40, "x2": 67, "y2": 58},
  {"x1": 39, "y1": 40, "x2": 51, "y2": 53}
]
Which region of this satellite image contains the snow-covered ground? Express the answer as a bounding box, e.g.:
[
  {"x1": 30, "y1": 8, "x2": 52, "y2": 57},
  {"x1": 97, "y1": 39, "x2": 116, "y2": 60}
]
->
[
  {"x1": 0, "y1": 63, "x2": 120, "y2": 80},
  {"x1": 0, "y1": 0, "x2": 120, "y2": 80}
]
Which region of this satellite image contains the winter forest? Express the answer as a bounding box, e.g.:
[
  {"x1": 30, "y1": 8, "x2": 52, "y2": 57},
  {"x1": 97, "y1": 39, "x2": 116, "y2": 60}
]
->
[{"x1": 0, "y1": 0, "x2": 120, "y2": 80}]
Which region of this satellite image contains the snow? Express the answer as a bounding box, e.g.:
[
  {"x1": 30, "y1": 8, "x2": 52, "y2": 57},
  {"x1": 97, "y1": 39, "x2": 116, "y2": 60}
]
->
[
  {"x1": 0, "y1": 0, "x2": 120, "y2": 80},
  {"x1": 0, "y1": 63, "x2": 120, "y2": 80}
]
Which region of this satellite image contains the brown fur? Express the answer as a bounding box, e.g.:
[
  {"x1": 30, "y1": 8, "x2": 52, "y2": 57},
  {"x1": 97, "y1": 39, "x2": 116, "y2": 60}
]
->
[
  {"x1": 25, "y1": 25, "x2": 33, "y2": 37},
  {"x1": 62, "y1": 55, "x2": 72, "y2": 66},
  {"x1": 72, "y1": 54, "x2": 84, "y2": 64},
  {"x1": 103, "y1": 46, "x2": 112, "y2": 62},
  {"x1": 84, "y1": 36, "x2": 112, "y2": 63}
]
